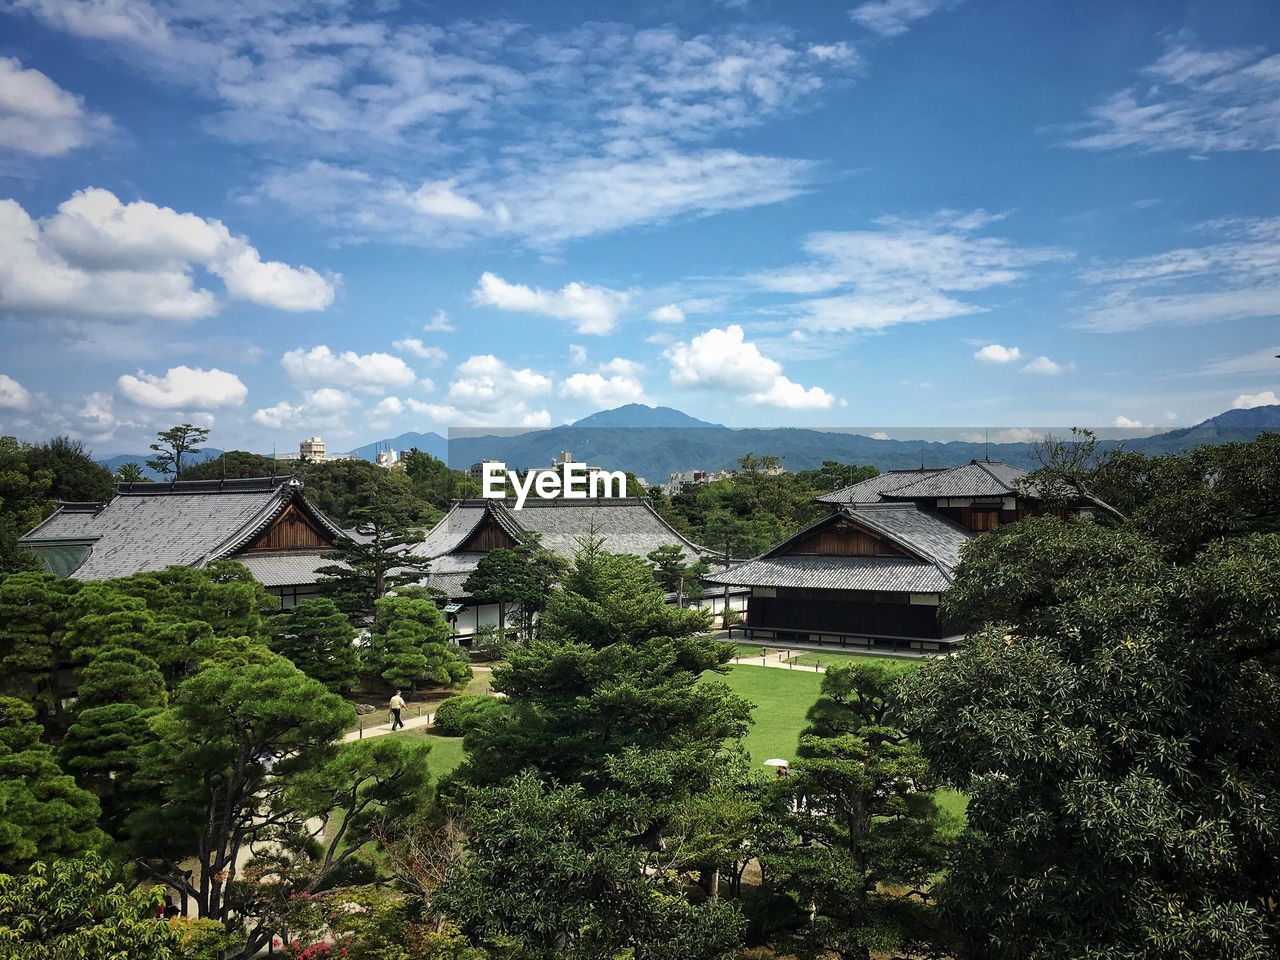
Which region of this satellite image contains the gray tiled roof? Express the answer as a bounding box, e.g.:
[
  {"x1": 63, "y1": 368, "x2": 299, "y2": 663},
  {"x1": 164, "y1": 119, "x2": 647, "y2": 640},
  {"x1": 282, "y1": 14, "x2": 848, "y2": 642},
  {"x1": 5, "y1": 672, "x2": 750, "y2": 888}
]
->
[
  {"x1": 816, "y1": 469, "x2": 946, "y2": 505},
  {"x1": 881, "y1": 460, "x2": 1029, "y2": 499},
  {"x1": 819, "y1": 460, "x2": 1032, "y2": 504},
  {"x1": 19, "y1": 477, "x2": 342, "y2": 584},
  {"x1": 705, "y1": 502, "x2": 972, "y2": 594},
  {"x1": 409, "y1": 498, "x2": 706, "y2": 599},
  {"x1": 704, "y1": 555, "x2": 950, "y2": 592},
  {"x1": 506, "y1": 499, "x2": 704, "y2": 560},
  {"x1": 234, "y1": 551, "x2": 340, "y2": 588},
  {"x1": 846, "y1": 503, "x2": 972, "y2": 569}
]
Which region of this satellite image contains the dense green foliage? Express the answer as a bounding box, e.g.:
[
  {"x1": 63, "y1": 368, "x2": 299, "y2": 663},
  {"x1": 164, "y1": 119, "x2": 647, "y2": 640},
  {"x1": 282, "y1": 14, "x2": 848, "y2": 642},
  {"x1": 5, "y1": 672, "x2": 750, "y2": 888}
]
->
[
  {"x1": 432, "y1": 693, "x2": 504, "y2": 737},
  {"x1": 0, "y1": 854, "x2": 177, "y2": 960},
  {"x1": 655, "y1": 455, "x2": 877, "y2": 556},
  {"x1": 902, "y1": 434, "x2": 1280, "y2": 958},
  {"x1": 767, "y1": 663, "x2": 952, "y2": 959},
  {"x1": 462, "y1": 534, "x2": 566, "y2": 638},
  {"x1": 366, "y1": 593, "x2": 471, "y2": 692},
  {"x1": 317, "y1": 472, "x2": 433, "y2": 616},
  {"x1": 267, "y1": 597, "x2": 360, "y2": 693},
  {"x1": 0, "y1": 698, "x2": 104, "y2": 871},
  {"x1": 0, "y1": 435, "x2": 115, "y2": 575}
]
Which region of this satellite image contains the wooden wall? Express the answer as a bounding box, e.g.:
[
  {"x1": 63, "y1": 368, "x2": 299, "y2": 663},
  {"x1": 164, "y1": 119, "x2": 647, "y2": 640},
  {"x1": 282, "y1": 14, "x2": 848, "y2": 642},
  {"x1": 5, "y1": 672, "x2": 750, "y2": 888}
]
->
[
  {"x1": 459, "y1": 516, "x2": 519, "y2": 552},
  {"x1": 243, "y1": 504, "x2": 332, "y2": 552},
  {"x1": 783, "y1": 519, "x2": 907, "y2": 558}
]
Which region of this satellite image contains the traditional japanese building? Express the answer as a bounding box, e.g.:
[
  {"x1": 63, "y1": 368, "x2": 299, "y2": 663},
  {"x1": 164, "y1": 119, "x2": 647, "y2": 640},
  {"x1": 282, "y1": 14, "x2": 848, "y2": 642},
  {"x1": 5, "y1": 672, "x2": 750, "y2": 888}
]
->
[
  {"x1": 409, "y1": 497, "x2": 742, "y2": 637},
  {"x1": 19, "y1": 477, "x2": 346, "y2": 608},
  {"x1": 705, "y1": 460, "x2": 1043, "y2": 653}
]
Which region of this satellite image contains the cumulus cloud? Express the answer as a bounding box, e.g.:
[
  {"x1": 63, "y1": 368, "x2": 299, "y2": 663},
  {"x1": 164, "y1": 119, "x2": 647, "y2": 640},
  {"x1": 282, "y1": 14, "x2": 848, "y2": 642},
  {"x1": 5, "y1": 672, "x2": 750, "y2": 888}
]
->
[
  {"x1": 117, "y1": 365, "x2": 248, "y2": 409},
  {"x1": 850, "y1": 0, "x2": 953, "y2": 38},
  {"x1": 650, "y1": 304, "x2": 686, "y2": 324},
  {"x1": 252, "y1": 388, "x2": 359, "y2": 429},
  {"x1": 393, "y1": 338, "x2": 447, "y2": 365},
  {"x1": 559, "y1": 356, "x2": 648, "y2": 409},
  {"x1": 0, "y1": 373, "x2": 33, "y2": 410},
  {"x1": 0, "y1": 188, "x2": 334, "y2": 322},
  {"x1": 423, "y1": 309, "x2": 455, "y2": 333},
  {"x1": 666, "y1": 325, "x2": 835, "y2": 409},
  {"x1": 282, "y1": 345, "x2": 416, "y2": 392},
  {"x1": 417, "y1": 354, "x2": 552, "y2": 427},
  {"x1": 0, "y1": 57, "x2": 111, "y2": 156},
  {"x1": 973, "y1": 343, "x2": 1021, "y2": 364},
  {"x1": 1070, "y1": 43, "x2": 1280, "y2": 154},
  {"x1": 1020, "y1": 355, "x2": 1074, "y2": 375},
  {"x1": 754, "y1": 211, "x2": 1069, "y2": 334},
  {"x1": 559, "y1": 373, "x2": 647, "y2": 409},
  {"x1": 472, "y1": 272, "x2": 629, "y2": 335},
  {"x1": 372, "y1": 396, "x2": 404, "y2": 418},
  {"x1": 1234, "y1": 390, "x2": 1279, "y2": 410},
  {"x1": 1113, "y1": 415, "x2": 1145, "y2": 428}
]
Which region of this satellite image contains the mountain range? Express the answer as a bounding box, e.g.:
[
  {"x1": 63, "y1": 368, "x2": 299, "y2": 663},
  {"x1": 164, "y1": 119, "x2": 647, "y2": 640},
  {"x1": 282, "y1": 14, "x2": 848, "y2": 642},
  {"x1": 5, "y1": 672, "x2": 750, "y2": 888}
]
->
[{"x1": 99, "y1": 403, "x2": 1280, "y2": 482}]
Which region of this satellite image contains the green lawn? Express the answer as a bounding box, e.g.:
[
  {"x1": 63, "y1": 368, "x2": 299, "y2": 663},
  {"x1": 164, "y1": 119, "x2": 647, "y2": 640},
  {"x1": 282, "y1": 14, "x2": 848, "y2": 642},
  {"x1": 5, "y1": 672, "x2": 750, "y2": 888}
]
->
[
  {"x1": 715, "y1": 664, "x2": 824, "y2": 765},
  {"x1": 716, "y1": 663, "x2": 968, "y2": 822},
  {"x1": 402, "y1": 728, "x2": 467, "y2": 779}
]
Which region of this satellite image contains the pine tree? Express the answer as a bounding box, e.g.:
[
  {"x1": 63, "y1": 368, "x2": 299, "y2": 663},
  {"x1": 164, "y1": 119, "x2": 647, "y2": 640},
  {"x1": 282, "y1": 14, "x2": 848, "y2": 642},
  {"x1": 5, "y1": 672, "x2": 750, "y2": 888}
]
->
[
  {"x1": 267, "y1": 598, "x2": 359, "y2": 693},
  {"x1": 0, "y1": 697, "x2": 104, "y2": 870}
]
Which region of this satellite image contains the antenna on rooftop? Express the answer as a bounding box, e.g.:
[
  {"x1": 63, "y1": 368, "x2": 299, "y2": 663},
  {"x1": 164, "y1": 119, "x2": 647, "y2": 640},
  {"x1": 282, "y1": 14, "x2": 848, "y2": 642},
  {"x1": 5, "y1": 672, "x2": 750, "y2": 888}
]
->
[
  {"x1": 920, "y1": 440, "x2": 925, "y2": 470},
  {"x1": 985, "y1": 429, "x2": 990, "y2": 462}
]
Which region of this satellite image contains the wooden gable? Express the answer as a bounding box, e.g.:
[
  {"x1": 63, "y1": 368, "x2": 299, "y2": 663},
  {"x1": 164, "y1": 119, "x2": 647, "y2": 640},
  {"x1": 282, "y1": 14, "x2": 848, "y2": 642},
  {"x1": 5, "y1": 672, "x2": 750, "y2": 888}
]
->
[
  {"x1": 779, "y1": 515, "x2": 908, "y2": 559},
  {"x1": 242, "y1": 503, "x2": 334, "y2": 553},
  {"x1": 457, "y1": 511, "x2": 519, "y2": 553}
]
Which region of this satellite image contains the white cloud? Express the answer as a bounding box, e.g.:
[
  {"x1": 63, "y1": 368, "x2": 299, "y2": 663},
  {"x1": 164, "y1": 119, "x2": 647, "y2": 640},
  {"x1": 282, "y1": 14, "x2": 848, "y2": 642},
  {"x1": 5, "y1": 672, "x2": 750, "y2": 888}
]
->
[
  {"x1": 1234, "y1": 390, "x2": 1279, "y2": 410},
  {"x1": 423, "y1": 309, "x2": 455, "y2": 333},
  {"x1": 1113, "y1": 415, "x2": 1145, "y2": 428},
  {"x1": 598, "y1": 357, "x2": 644, "y2": 379},
  {"x1": 666, "y1": 324, "x2": 835, "y2": 409},
  {"x1": 1071, "y1": 43, "x2": 1280, "y2": 154},
  {"x1": 117, "y1": 365, "x2": 248, "y2": 409},
  {"x1": 372, "y1": 396, "x2": 404, "y2": 417},
  {"x1": 974, "y1": 343, "x2": 1021, "y2": 364},
  {"x1": 1078, "y1": 218, "x2": 1280, "y2": 332},
  {"x1": 0, "y1": 373, "x2": 33, "y2": 410},
  {"x1": 850, "y1": 0, "x2": 952, "y2": 37},
  {"x1": 251, "y1": 388, "x2": 359, "y2": 429},
  {"x1": 472, "y1": 272, "x2": 629, "y2": 335},
  {"x1": 393, "y1": 338, "x2": 447, "y2": 365},
  {"x1": 421, "y1": 354, "x2": 552, "y2": 427},
  {"x1": 282, "y1": 345, "x2": 416, "y2": 392},
  {"x1": 1020, "y1": 355, "x2": 1074, "y2": 375},
  {"x1": 650, "y1": 304, "x2": 686, "y2": 324},
  {"x1": 0, "y1": 57, "x2": 111, "y2": 156},
  {"x1": 0, "y1": 188, "x2": 334, "y2": 322},
  {"x1": 569, "y1": 344, "x2": 589, "y2": 366},
  {"x1": 559, "y1": 373, "x2": 647, "y2": 409},
  {"x1": 256, "y1": 150, "x2": 815, "y2": 249},
  {"x1": 870, "y1": 431, "x2": 890, "y2": 440},
  {"x1": 1198, "y1": 345, "x2": 1280, "y2": 376},
  {"x1": 78, "y1": 391, "x2": 116, "y2": 432},
  {"x1": 559, "y1": 356, "x2": 648, "y2": 408},
  {"x1": 754, "y1": 210, "x2": 1069, "y2": 333},
  {"x1": 410, "y1": 180, "x2": 492, "y2": 221}
]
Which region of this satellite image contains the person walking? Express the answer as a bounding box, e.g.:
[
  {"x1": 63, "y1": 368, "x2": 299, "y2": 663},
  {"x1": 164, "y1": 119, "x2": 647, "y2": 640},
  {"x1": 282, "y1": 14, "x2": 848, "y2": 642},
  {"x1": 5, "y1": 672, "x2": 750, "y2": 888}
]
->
[{"x1": 389, "y1": 690, "x2": 406, "y2": 731}]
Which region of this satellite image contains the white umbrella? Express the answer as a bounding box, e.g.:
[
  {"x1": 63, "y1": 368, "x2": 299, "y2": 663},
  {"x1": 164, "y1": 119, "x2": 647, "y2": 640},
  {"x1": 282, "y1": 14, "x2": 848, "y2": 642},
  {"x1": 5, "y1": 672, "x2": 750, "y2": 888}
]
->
[{"x1": 763, "y1": 758, "x2": 789, "y2": 767}]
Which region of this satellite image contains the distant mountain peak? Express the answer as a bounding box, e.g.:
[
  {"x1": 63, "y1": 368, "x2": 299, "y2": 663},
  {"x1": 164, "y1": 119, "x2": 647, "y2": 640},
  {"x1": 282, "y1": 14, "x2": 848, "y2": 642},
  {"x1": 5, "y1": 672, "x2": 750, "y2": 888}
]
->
[{"x1": 571, "y1": 404, "x2": 723, "y2": 429}]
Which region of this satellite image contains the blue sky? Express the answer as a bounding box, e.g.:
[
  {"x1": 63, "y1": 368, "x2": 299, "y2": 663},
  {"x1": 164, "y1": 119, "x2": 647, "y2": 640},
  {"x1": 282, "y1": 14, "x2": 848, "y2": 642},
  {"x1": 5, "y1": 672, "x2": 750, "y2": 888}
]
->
[{"x1": 1, "y1": 0, "x2": 1278, "y2": 454}]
